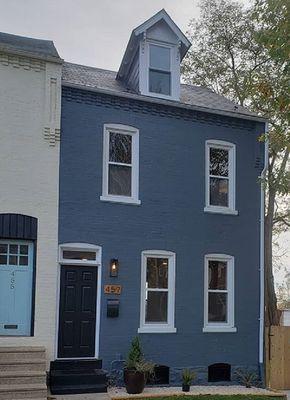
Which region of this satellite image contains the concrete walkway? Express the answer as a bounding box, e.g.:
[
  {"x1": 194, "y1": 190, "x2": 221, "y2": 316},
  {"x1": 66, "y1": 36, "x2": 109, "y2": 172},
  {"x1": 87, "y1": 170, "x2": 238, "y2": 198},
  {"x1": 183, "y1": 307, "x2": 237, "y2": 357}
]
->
[
  {"x1": 47, "y1": 387, "x2": 288, "y2": 400},
  {"x1": 109, "y1": 386, "x2": 286, "y2": 399},
  {"x1": 48, "y1": 393, "x2": 109, "y2": 400}
]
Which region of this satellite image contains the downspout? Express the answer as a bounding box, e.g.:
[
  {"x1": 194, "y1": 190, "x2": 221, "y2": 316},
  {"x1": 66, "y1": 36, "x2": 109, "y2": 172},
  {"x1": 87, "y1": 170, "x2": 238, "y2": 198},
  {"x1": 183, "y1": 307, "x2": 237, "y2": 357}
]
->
[{"x1": 259, "y1": 122, "x2": 269, "y2": 383}]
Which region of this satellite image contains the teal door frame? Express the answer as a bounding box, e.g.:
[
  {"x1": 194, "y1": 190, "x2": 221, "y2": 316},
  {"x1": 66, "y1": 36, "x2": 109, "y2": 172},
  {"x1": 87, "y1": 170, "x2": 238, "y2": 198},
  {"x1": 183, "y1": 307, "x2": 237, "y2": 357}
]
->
[{"x1": 0, "y1": 240, "x2": 34, "y2": 336}]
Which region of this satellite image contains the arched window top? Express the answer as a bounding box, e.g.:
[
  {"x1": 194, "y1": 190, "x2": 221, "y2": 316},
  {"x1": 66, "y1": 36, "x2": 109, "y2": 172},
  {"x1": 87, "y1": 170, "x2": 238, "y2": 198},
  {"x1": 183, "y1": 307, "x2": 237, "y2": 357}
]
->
[
  {"x1": 206, "y1": 139, "x2": 235, "y2": 149},
  {"x1": 0, "y1": 214, "x2": 37, "y2": 240}
]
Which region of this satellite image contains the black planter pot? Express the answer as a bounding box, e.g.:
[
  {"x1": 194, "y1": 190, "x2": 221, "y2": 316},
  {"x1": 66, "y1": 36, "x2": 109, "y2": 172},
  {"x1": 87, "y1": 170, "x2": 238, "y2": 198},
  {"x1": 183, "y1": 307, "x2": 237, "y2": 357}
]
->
[
  {"x1": 124, "y1": 369, "x2": 146, "y2": 394},
  {"x1": 182, "y1": 384, "x2": 190, "y2": 392}
]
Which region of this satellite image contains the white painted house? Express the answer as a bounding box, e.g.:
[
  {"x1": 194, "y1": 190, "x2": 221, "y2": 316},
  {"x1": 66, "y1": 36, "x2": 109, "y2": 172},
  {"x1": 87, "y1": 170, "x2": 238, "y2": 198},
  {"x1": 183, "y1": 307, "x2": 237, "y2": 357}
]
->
[{"x1": 0, "y1": 31, "x2": 62, "y2": 385}]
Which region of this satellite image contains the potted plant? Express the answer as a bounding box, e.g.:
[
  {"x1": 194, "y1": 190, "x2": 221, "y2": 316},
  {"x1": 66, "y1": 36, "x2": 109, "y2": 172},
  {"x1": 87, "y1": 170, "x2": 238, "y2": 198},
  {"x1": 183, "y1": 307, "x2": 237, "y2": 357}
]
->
[
  {"x1": 181, "y1": 369, "x2": 195, "y2": 392},
  {"x1": 124, "y1": 337, "x2": 154, "y2": 394}
]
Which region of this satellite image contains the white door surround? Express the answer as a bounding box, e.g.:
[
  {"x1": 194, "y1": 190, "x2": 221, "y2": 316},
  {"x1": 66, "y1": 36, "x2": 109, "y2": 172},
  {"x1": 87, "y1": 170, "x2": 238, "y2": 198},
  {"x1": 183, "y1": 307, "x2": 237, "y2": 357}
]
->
[{"x1": 55, "y1": 243, "x2": 102, "y2": 360}]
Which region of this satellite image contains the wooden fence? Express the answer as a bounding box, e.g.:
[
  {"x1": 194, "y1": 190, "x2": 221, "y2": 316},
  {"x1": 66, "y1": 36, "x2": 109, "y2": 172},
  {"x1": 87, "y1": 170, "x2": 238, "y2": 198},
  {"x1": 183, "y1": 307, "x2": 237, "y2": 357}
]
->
[{"x1": 265, "y1": 325, "x2": 290, "y2": 389}]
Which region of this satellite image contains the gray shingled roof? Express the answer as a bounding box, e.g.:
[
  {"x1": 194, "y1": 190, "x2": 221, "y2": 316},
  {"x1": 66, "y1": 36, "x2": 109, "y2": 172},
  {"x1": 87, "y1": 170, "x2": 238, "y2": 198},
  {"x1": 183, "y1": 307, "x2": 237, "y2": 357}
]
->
[
  {"x1": 62, "y1": 62, "x2": 265, "y2": 122},
  {"x1": 0, "y1": 32, "x2": 61, "y2": 62}
]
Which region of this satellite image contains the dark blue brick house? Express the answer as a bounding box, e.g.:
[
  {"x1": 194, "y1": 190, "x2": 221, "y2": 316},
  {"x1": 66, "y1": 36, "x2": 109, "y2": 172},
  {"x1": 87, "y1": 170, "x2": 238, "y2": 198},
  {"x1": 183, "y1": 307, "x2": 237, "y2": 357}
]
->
[{"x1": 56, "y1": 9, "x2": 266, "y2": 390}]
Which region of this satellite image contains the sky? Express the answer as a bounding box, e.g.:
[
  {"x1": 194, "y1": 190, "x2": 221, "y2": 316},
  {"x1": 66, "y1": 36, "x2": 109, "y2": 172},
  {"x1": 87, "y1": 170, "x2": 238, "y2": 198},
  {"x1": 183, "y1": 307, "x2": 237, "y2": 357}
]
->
[
  {"x1": 0, "y1": 0, "x2": 200, "y2": 71},
  {"x1": 1, "y1": 0, "x2": 289, "y2": 285}
]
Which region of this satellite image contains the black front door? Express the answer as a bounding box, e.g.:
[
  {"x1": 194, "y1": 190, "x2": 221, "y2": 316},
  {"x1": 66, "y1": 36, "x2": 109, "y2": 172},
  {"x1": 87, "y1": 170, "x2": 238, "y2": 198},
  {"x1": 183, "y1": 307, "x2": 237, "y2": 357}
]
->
[{"x1": 58, "y1": 265, "x2": 97, "y2": 358}]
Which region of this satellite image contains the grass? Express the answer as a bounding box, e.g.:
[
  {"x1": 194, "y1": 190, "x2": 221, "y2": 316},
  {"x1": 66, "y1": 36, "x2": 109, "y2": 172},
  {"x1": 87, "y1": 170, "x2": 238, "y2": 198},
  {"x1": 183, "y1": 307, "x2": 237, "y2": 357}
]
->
[{"x1": 126, "y1": 396, "x2": 284, "y2": 400}]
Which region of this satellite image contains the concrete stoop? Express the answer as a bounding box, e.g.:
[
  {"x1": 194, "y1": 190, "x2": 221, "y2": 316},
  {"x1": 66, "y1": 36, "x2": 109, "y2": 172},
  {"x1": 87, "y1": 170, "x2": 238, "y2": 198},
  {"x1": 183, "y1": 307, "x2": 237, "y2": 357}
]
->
[{"x1": 0, "y1": 347, "x2": 47, "y2": 400}]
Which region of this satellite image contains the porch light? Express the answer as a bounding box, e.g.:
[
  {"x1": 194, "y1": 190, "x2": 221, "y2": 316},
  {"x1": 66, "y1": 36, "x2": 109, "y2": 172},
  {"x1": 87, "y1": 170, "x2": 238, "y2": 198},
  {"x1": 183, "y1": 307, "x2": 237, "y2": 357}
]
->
[{"x1": 110, "y1": 259, "x2": 119, "y2": 277}]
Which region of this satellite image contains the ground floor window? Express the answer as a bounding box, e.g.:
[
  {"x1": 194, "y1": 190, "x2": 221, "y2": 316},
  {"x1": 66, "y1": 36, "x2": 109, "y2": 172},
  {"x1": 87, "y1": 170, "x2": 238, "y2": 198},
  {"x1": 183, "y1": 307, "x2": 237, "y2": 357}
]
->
[
  {"x1": 203, "y1": 254, "x2": 236, "y2": 332},
  {"x1": 138, "y1": 250, "x2": 176, "y2": 333},
  {"x1": 0, "y1": 240, "x2": 34, "y2": 336}
]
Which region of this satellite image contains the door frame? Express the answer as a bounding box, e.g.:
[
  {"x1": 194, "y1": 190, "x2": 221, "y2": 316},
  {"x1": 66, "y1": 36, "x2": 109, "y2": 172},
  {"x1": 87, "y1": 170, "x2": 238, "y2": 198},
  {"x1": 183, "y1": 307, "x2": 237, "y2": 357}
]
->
[
  {"x1": 0, "y1": 239, "x2": 36, "y2": 337},
  {"x1": 55, "y1": 243, "x2": 102, "y2": 359}
]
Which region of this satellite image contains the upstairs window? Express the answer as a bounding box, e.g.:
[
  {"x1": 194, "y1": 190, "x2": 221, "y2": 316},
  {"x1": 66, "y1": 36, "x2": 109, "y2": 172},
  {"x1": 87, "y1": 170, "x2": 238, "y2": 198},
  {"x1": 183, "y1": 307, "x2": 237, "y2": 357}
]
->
[
  {"x1": 149, "y1": 44, "x2": 171, "y2": 96},
  {"x1": 205, "y1": 140, "x2": 237, "y2": 215},
  {"x1": 139, "y1": 40, "x2": 180, "y2": 101},
  {"x1": 101, "y1": 124, "x2": 140, "y2": 205},
  {"x1": 203, "y1": 254, "x2": 236, "y2": 332}
]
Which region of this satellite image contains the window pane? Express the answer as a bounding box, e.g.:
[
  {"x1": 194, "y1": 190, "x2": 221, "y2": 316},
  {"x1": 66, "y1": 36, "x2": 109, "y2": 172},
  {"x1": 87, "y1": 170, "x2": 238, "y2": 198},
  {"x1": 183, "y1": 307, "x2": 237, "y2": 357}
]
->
[
  {"x1": 19, "y1": 256, "x2": 29, "y2": 266},
  {"x1": 146, "y1": 257, "x2": 168, "y2": 288},
  {"x1": 62, "y1": 250, "x2": 96, "y2": 261},
  {"x1": 210, "y1": 177, "x2": 228, "y2": 207},
  {"x1": 146, "y1": 291, "x2": 168, "y2": 323},
  {"x1": 20, "y1": 245, "x2": 29, "y2": 255},
  {"x1": 9, "y1": 245, "x2": 18, "y2": 254},
  {"x1": 208, "y1": 261, "x2": 227, "y2": 290},
  {"x1": 149, "y1": 70, "x2": 171, "y2": 95},
  {"x1": 109, "y1": 132, "x2": 132, "y2": 164},
  {"x1": 0, "y1": 255, "x2": 7, "y2": 264},
  {"x1": 210, "y1": 148, "x2": 229, "y2": 177},
  {"x1": 0, "y1": 244, "x2": 8, "y2": 254},
  {"x1": 9, "y1": 255, "x2": 18, "y2": 265},
  {"x1": 208, "y1": 292, "x2": 227, "y2": 322},
  {"x1": 149, "y1": 44, "x2": 170, "y2": 70},
  {"x1": 108, "y1": 164, "x2": 131, "y2": 196}
]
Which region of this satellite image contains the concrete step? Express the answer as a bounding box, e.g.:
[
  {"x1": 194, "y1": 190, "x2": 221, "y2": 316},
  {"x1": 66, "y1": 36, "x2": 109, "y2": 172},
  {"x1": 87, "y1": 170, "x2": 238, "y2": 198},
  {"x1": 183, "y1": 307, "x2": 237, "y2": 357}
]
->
[
  {"x1": 0, "y1": 347, "x2": 46, "y2": 362},
  {"x1": 0, "y1": 383, "x2": 47, "y2": 399},
  {"x1": 0, "y1": 359, "x2": 46, "y2": 372},
  {"x1": 0, "y1": 371, "x2": 46, "y2": 385}
]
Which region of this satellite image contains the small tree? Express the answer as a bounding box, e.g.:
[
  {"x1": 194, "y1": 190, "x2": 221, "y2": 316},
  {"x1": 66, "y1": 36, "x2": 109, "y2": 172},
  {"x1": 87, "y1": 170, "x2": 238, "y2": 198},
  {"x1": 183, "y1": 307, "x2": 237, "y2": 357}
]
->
[{"x1": 125, "y1": 337, "x2": 143, "y2": 369}]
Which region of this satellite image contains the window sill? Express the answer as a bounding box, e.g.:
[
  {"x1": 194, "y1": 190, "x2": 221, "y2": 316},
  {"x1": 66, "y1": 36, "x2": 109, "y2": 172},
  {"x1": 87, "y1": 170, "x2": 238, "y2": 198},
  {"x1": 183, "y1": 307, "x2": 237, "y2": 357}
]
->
[
  {"x1": 138, "y1": 326, "x2": 177, "y2": 334},
  {"x1": 203, "y1": 326, "x2": 237, "y2": 333},
  {"x1": 204, "y1": 206, "x2": 238, "y2": 216},
  {"x1": 100, "y1": 195, "x2": 141, "y2": 206}
]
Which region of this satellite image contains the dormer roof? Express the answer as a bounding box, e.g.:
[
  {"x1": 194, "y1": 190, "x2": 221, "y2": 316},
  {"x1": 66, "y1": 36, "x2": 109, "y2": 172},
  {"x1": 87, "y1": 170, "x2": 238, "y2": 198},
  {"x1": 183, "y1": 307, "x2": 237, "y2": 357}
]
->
[{"x1": 117, "y1": 9, "x2": 191, "y2": 81}]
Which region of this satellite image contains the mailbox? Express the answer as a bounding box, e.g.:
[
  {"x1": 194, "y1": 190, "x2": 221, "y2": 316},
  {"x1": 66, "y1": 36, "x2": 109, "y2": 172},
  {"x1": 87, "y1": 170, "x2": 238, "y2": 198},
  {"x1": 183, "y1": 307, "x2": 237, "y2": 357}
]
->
[{"x1": 107, "y1": 299, "x2": 119, "y2": 318}]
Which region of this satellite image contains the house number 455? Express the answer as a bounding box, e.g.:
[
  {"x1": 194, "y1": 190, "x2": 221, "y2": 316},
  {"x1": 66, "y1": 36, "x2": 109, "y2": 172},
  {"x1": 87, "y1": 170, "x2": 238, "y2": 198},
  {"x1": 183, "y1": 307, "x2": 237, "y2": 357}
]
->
[{"x1": 10, "y1": 271, "x2": 15, "y2": 290}]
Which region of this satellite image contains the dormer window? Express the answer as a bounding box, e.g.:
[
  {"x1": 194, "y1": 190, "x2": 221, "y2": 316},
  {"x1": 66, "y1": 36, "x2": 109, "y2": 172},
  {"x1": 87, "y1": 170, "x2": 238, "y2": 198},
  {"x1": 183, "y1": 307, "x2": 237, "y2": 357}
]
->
[
  {"x1": 116, "y1": 9, "x2": 191, "y2": 102},
  {"x1": 149, "y1": 44, "x2": 171, "y2": 96}
]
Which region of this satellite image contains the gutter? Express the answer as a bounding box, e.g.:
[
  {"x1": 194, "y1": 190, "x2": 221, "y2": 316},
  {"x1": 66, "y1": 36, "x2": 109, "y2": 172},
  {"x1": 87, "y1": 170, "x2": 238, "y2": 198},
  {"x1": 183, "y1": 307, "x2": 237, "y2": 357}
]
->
[
  {"x1": 259, "y1": 122, "x2": 269, "y2": 375},
  {"x1": 62, "y1": 81, "x2": 267, "y2": 124}
]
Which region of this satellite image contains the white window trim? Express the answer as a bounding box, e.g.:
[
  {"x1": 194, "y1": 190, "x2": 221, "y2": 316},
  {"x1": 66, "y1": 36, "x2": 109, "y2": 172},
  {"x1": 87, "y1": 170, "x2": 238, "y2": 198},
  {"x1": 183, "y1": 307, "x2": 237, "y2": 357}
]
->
[
  {"x1": 138, "y1": 250, "x2": 176, "y2": 333},
  {"x1": 139, "y1": 39, "x2": 180, "y2": 101},
  {"x1": 203, "y1": 254, "x2": 237, "y2": 333},
  {"x1": 100, "y1": 124, "x2": 140, "y2": 205},
  {"x1": 204, "y1": 140, "x2": 238, "y2": 215}
]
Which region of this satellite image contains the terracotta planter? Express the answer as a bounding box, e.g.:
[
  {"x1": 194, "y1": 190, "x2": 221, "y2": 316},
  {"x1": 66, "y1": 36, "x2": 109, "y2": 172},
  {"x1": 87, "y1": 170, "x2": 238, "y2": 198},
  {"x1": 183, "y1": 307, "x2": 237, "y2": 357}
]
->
[
  {"x1": 124, "y1": 369, "x2": 146, "y2": 394},
  {"x1": 182, "y1": 383, "x2": 190, "y2": 392}
]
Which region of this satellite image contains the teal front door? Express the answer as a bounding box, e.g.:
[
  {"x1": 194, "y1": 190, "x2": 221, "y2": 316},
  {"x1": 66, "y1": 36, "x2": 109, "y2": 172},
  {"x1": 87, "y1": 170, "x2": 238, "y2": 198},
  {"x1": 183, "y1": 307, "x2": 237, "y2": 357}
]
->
[{"x1": 0, "y1": 241, "x2": 34, "y2": 336}]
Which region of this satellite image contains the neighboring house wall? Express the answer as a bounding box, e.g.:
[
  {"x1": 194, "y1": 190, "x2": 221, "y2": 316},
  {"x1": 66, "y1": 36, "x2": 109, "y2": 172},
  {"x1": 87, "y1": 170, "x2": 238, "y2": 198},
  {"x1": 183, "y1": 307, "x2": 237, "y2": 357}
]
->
[
  {"x1": 0, "y1": 52, "x2": 61, "y2": 363},
  {"x1": 59, "y1": 86, "x2": 265, "y2": 381}
]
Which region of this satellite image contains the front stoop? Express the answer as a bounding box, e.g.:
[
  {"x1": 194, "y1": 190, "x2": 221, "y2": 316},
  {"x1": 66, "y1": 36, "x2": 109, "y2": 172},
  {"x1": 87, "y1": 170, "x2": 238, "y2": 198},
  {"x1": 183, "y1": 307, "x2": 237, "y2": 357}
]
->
[
  {"x1": 49, "y1": 359, "x2": 108, "y2": 394},
  {"x1": 0, "y1": 347, "x2": 47, "y2": 400}
]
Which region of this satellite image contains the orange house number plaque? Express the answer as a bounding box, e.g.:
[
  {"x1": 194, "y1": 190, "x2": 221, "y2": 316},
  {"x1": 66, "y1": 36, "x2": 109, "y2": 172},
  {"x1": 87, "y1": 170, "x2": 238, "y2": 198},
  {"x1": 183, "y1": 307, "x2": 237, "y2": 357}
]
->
[{"x1": 104, "y1": 285, "x2": 122, "y2": 295}]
